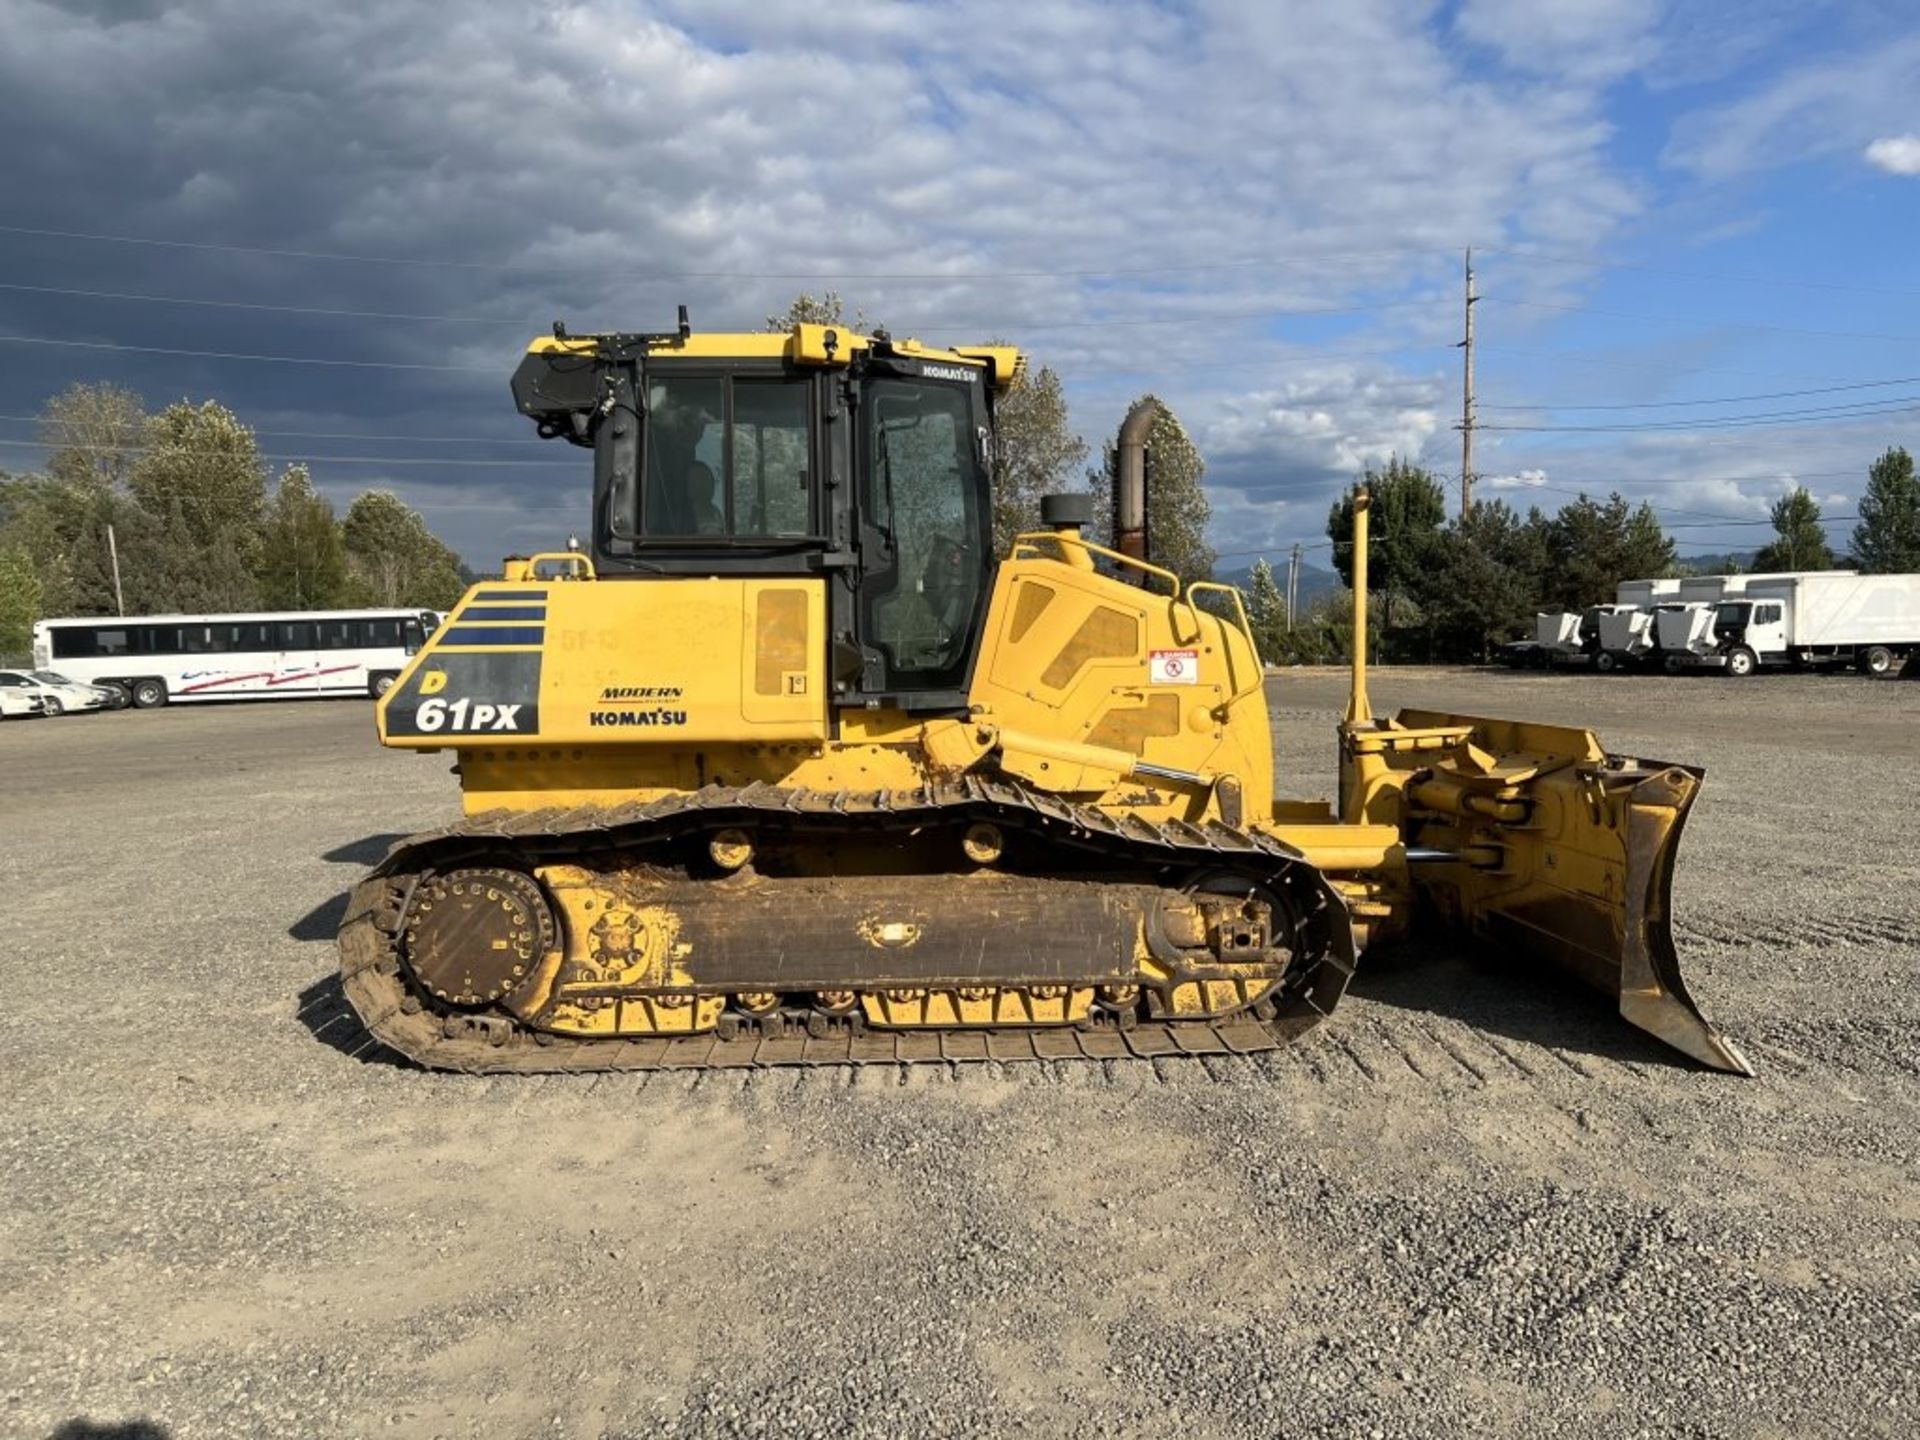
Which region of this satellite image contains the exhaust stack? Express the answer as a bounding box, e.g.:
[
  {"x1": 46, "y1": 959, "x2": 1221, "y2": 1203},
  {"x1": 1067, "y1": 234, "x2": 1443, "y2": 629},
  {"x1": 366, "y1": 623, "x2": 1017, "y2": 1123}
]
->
[{"x1": 1114, "y1": 398, "x2": 1160, "y2": 569}]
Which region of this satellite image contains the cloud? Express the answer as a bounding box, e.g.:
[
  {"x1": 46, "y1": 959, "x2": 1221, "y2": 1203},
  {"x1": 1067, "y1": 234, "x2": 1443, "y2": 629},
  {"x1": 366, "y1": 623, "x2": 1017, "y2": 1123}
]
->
[
  {"x1": 1453, "y1": 0, "x2": 1663, "y2": 84},
  {"x1": 1864, "y1": 134, "x2": 1920, "y2": 176},
  {"x1": 1664, "y1": 31, "x2": 1920, "y2": 178},
  {"x1": 0, "y1": 0, "x2": 1651, "y2": 566},
  {"x1": 1487, "y1": 469, "x2": 1549, "y2": 490}
]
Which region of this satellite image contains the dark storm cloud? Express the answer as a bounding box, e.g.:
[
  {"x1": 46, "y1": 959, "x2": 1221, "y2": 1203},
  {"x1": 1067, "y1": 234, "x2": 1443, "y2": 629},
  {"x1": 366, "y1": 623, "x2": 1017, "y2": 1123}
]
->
[{"x1": 0, "y1": 0, "x2": 1662, "y2": 564}]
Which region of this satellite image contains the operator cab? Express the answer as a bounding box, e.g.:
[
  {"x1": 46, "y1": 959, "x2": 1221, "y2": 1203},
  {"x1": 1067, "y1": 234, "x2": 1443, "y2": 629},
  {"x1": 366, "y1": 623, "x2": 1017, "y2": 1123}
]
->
[{"x1": 509, "y1": 321, "x2": 1018, "y2": 712}]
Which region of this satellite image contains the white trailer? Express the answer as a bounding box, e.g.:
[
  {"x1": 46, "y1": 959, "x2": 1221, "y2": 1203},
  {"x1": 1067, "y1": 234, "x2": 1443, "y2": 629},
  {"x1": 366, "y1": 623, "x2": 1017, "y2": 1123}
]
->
[{"x1": 1696, "y1": 572, "x2": 1920, "y2": 676}]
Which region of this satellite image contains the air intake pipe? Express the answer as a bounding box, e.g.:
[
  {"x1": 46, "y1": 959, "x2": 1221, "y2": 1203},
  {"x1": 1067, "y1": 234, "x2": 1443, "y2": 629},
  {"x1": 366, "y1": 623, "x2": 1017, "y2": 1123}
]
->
[{"x1": 1113, "y1": 398, "x2": 1161, "y2": 574}]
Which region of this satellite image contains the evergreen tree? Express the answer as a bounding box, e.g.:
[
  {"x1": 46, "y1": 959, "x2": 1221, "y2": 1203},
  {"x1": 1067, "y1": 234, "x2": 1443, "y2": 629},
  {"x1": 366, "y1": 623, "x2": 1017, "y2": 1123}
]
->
[
  {"x1": 1539, "y1": 493, "x2": 1675, "y2": 609},
  {"x1": 258, "y1": 465, "x2": 349, "y2": 609},
  {"x1": 988, "y1": 363, "x2": 1088, "y2": 556},
  {"x1": 1245, "y1": 556, "x2": 1285, "y2": 655},
  {"x1": 1325, "y1": 457, "x2": 1446, "y2": 638},
  {"x1": 1090, "y1": 397, "x2": 1214, "y2": 582},
  {"x1": 1411, "y1": 500, "x2": 1546, "y2": 662},
  {"x1": 1851, "y1": 446, "x2": 1920, "y2": 573},
  {"x1": 1753, "y1": 487, "x2": 1836, "y2": 572}
]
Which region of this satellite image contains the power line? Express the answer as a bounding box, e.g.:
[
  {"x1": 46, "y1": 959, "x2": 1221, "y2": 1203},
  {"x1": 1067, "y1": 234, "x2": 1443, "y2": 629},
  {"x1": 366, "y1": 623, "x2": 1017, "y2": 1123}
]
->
[
  {"x1": 1473, "y1": 344, "x2": 1882, "y2": 387},
  {"x1": 1481, "y1": 396, "x2": 1920, "y2": 434},
  {"x1": 0, "y1": 221, "x2": 1460, "y2": 281},
  {"x1": 0, "y1": 333, "x2": 506, "y2": 371},
  {"x1": 1479, "y1": 373, "x2": 1920, "y2": 412},
  {"x1": 0, "y1": 280, "x2": 531, "y2": 326},
  {"x1": 0, "y1": 277, "x2": 1446, "y2": 333},
  {"x1": 0, "y1": 327, "x2": 1464, "y2": 381}
]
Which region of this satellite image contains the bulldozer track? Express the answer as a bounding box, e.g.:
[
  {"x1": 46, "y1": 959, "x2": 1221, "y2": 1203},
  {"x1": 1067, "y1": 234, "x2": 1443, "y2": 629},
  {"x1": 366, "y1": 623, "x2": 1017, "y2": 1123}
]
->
[{"x1": 338, "y1": 777, "x2": 1356, "y2": 1074}]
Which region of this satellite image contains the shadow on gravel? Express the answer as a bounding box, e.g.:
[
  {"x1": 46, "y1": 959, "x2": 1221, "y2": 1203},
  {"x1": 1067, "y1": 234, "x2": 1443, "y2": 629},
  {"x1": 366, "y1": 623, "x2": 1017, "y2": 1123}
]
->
[
  {"x1": 48, "y1": 1422, "x2": 171, "y2": 1440},
  {"x1": 297, "y1": 973, "x2": 409, "y2": 1068},
  {"x1": 289, "y1": 891, "x2": 350, "y2": 942},
  {"x1": 323, "y1": 833, "x2": 408, "y2": 866},
  {"x1": 1351, "y1": 941, "x2": 1705, "y2": 1072}
]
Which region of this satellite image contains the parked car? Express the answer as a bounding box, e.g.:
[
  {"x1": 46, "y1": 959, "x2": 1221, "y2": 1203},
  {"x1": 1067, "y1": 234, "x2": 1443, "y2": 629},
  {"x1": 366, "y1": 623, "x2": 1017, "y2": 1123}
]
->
[
  {"x1": 1495, "y1": 639, "x2": 1552, "y2": 669},
  {"x1": 0, "y1": 668, "x2": 122, "y2": 714},
  {"x1": 0, "y1": 686, "x2": 47, "y2": 719}
]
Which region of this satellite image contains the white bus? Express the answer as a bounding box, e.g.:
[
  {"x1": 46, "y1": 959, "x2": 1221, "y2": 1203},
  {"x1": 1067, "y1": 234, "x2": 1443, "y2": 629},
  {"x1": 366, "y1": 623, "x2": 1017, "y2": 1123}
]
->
[{"x1": 30, "y1": 608, "x2": 439, "y2": 709}]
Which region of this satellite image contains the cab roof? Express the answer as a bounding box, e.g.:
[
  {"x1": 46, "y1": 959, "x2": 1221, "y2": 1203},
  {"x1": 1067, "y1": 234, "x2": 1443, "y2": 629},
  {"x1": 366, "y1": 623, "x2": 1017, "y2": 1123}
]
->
[{"x1": 526, "y1": 325, "x2": 1026, "y2": 396}]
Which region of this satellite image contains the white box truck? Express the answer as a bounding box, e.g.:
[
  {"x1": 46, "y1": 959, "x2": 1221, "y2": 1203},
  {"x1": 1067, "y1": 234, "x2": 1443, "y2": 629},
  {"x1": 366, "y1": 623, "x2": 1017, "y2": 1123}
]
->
[
  {"x1": 1653, "y1": 577, "x2": 1739, "y2": 669},
  {"x1": 1595, "y1": 579, "x2": 1682, "y2": 669},
  {"x1": 1695, "y1": 572, "x2": 1920, "y2": 676},
  {"x1": 1534, "y1": 604, "x2": 1638, "y2": 667}
]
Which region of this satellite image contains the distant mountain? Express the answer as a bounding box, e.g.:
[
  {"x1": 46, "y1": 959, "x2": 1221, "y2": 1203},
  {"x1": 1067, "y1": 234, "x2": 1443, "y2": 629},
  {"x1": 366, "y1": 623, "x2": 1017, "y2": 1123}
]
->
[
  {"x1": 1673, "y1": 549, "x2": 1758, "y2": 575},
  {"x1": 1215, "y1": 557, "x2": 1343, "y2": 606}
]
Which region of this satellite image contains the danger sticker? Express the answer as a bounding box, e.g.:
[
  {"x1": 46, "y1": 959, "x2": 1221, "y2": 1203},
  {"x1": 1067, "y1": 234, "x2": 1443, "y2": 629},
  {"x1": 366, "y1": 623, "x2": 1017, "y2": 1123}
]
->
[{"x1": 1149, "y1": 648, "x2": 1199, "y2": 684}]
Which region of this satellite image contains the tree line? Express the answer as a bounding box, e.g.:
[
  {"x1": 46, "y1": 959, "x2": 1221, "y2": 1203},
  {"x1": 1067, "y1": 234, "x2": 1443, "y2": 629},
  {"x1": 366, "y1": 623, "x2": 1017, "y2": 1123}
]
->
[
  {"x1": 0, "y1": 382, "x2": 471, "y2": 659},
  {"x1": 1241, "y1": 447, "x2": 1920, "y2": 666}
]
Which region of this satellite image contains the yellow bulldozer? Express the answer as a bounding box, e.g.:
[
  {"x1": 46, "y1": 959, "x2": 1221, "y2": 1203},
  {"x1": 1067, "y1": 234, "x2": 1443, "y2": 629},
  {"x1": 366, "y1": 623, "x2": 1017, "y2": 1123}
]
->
[{"x1": 337, "y1": 317, "x2": 1750, "y2": 1076}]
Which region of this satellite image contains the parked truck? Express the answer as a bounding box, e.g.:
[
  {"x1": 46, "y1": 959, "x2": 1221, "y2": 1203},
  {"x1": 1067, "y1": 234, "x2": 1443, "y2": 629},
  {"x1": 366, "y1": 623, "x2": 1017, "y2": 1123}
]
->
[
  {"x1": 1534, "y1": 603, "x2": 1640, "y2": 667},
  {"x1": 1595, "y1": 579, "x2": 1682, "y2": 670},
  {"x1": 1653, "y1": 577, "x2": 1738, "y2": 670},
  {"x1": 1691, "y1": 572, "x2": 1920, "y2": 676}
]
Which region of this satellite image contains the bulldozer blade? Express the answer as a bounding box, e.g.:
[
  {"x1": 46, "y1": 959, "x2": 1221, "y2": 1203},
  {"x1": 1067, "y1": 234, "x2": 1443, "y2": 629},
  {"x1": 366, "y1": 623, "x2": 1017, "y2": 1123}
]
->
[{"x1": 1397, "y1": 710, "x2": 1753, "y2": 1076}]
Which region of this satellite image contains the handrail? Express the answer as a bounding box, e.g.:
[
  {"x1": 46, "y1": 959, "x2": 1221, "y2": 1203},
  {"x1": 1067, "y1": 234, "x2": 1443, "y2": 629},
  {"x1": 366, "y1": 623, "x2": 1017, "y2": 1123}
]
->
[
  {"x1": 1185, "y1": 580, "x2": 1266, "y2": 707},
  {"x1": 524, "y1": 551, "x2": 597, "y2": 581},
  {"x1": 1008, "y1": 530, "x2": 1181, "y2": 596}
]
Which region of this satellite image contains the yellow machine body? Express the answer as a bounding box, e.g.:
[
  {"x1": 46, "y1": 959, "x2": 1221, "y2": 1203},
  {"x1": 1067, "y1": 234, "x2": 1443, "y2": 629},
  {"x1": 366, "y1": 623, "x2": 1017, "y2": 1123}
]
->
[{"x1": 341, "y1": 326, "x2": 1749, "y2": 1076}]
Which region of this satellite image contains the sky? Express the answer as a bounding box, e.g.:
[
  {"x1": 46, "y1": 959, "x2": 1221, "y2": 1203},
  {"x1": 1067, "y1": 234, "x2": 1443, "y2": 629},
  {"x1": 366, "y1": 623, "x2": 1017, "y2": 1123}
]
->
[{"x1": 3, "y1": 0, "x2": 1919, "y2": 572}]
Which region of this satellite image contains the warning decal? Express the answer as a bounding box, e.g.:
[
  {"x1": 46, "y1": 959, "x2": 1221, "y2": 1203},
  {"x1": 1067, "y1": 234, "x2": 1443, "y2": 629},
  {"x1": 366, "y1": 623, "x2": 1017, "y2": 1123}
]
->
[{"x1": 1149, "y1": 648, "x2": 1199, "y2": 685}]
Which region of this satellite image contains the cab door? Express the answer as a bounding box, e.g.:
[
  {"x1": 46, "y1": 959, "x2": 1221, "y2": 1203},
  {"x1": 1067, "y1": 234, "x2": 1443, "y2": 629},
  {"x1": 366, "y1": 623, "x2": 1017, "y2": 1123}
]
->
[{"x1": 1747, "y1": 600, "x2": 1788, "y2": 660}]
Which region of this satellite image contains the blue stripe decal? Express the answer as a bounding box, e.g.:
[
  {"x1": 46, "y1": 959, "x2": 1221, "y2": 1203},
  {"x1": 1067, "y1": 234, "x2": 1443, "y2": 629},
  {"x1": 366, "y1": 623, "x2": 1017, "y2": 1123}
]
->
[
  {"x1": 438, "y1": 625, "x2": 547, "y2": 647},
  {"x1": 473, "y1": 590, "x2": 548, "y2": 601},
  {"x1": 453, "y1": 605, "x2": 547, "y2": 621}
]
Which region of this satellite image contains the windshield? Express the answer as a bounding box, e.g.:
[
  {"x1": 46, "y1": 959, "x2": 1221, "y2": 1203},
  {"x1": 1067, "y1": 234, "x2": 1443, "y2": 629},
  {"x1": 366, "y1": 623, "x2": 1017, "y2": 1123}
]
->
[
  {"x1": 29, "y1": 671, "x2": 72, "y2": 685},
  {"x1": 1714, "y1": 601, "x2": 1750, "y2": 629}
]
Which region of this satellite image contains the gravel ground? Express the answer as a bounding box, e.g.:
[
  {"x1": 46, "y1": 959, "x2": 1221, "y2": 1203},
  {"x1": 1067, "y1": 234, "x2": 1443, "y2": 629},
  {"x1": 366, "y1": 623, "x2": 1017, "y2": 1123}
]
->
[{"x1": 2, "y1": 668, "x2": 1916, "y2": 1440}]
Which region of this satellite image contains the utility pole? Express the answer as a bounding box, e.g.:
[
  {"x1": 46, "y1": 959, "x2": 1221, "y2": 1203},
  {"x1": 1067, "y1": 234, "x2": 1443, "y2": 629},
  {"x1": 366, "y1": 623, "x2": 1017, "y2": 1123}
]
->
[
  {"x1": 1286, "y1": 543, "x2": 1301, "y2": 632},
  {"x1": 106, "y1": 522, "x2": 126, "y2": 617},
  {"x1": 1458, "y1": 247, "x2": 1477, "y2": 518}
]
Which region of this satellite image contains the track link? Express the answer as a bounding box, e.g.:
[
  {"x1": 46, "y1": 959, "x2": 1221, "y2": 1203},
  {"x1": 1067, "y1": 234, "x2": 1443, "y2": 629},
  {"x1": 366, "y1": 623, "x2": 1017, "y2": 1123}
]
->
[{"x1": 337, "y1": 777, "x2": 1357, "y2": 1073}]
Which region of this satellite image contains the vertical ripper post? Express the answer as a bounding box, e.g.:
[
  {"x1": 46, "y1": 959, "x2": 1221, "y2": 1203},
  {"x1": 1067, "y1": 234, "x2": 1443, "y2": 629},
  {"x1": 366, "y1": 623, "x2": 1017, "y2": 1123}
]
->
[{"x1": 1346, "y1": 488, "x2": 1372, "y2": 728}]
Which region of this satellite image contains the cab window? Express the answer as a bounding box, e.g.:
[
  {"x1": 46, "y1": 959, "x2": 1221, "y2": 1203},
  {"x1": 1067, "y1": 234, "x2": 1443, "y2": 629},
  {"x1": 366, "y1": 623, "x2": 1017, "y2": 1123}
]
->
[{"x1": 641, "y1": 374, "x2": 811, "y2": 538}]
